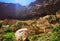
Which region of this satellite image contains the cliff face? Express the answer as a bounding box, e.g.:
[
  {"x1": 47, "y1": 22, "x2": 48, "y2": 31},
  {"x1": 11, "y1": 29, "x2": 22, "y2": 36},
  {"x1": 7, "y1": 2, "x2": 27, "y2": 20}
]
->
[
  {"x1": 29, "y1": 0, "x2": 60, "y2": 16},
  {"x1": 0, "y1": 0, "x2": 60, "y2": 19}
]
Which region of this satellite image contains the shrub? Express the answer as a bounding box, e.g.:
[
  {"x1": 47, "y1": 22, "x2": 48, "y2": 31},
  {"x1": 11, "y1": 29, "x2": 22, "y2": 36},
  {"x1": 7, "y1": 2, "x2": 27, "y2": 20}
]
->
[
  {"x1": 5, "y1": 27, "x2": 12, "y2": 32},
  {"x1": 0, "y1": 23, "x2": 2, "y2": 28},
  {"x1": 52, "y1": 25, "x2": 60, "y2": 32},
  {"x1": 50, "y1": 32, "x2": 60, "y2": 41},
  {"x1": 31, "y1": 36, "x2": 38, "y2": 41},
  {"x1": 56, "y1": 18, "x2": 60, "y2": 23},
  {"x1": 50, "y1": 25, "x2": 60, "y2": 41},
  {"x1": 16, "y1": 22, "x2": 23, "y2": 26},
  {"x1": 0, "y1": 31, "x2": 2, "y2": 34},
  {"x1": 28, "y1": 35, "x2": 40, "y2": 41},
  {"x1": 2, "y1": 32, "x2": 15, "y2": 41}
]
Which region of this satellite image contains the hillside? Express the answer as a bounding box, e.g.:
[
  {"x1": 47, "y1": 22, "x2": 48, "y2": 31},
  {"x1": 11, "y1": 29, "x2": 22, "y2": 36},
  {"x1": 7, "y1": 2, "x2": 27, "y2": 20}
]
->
[
  {"x1": 0, "y1": 10, "x2": 60, "y2": 41},
  {"x1": 0, "y1": 0, "x2": 60, "y2": 19},
  {"x1": 0, "y1": 0, "x2": 60, "y2": 41}
]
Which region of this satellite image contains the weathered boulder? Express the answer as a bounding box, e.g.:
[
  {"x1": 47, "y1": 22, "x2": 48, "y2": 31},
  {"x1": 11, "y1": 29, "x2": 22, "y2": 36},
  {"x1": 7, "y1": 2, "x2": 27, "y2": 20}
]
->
[{"x1": 15, "y1": 28, "x2": 28, "y2": 41}]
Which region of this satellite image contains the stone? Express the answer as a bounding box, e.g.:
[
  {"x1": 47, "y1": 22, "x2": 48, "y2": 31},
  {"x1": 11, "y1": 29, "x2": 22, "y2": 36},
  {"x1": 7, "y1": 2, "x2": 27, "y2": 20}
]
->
[{"x1": 15, "y1": 28, "x2": 28, "y2": 41}]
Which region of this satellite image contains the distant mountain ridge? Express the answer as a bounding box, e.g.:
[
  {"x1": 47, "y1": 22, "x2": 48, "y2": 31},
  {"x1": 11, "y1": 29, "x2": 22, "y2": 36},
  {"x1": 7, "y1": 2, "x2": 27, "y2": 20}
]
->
[
  {"x1": 0, "y1": 2, "x2": 27, "y2": 19},
  {"x1": 0, "y1": 0, "x2": 60, "y2": 20}
]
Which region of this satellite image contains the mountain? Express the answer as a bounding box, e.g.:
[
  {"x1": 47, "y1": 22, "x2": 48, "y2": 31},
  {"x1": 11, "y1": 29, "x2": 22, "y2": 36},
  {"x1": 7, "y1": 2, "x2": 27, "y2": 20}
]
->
[
  {"x1": 0, "y1": 2, "x2": 28, "y2": 19},
  {"x1": 28, "y1": 0, "x2": 60, "y2": 17},
  {"x1": 0, "y1": 0, "x2": 60, "y2": 20}
]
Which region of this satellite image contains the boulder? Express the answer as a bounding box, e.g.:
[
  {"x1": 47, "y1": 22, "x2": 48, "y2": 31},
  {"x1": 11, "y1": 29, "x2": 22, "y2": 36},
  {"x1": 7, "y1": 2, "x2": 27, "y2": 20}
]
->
[{"x1": 15, "y1": 28, "x2": 28, "y2": 41}]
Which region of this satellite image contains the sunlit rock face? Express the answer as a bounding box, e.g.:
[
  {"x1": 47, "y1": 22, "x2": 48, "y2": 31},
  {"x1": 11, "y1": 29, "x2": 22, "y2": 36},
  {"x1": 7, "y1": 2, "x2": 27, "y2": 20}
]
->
[
  {"x1": 56, "y1": 10, "x2": 60, "y2": 18},
  {"x1": 15, "y1": 28, "x2": 29, "y2": 41}
]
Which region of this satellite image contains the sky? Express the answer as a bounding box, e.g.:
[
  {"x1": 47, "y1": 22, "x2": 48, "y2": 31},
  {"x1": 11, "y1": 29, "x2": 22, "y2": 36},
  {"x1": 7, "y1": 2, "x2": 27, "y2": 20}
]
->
[{"x1": 0, "y1": 0, "x2": 36, "y2": 6}]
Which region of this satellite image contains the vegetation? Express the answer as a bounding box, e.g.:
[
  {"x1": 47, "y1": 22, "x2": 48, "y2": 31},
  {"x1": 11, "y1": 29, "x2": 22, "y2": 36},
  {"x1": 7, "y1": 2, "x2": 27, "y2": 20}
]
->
[
  {"x1": 2, "y1": 32, "x2": 15, "y2": 41},
  {"x1": 5, "y1": 27, "x2": 12, "y2": 32},
  {"x1": 0, "y1": 12, "x2": 60, "y2": 41},
  {"x1": 0, "y1": 23, "x2": 2, "y2": 28},
  {"x1": 28, "y1": 25, "x2": 60, "y2": 41},
  {"x1": 50, "y1": 25, "x2": 60, "y2": 41}
]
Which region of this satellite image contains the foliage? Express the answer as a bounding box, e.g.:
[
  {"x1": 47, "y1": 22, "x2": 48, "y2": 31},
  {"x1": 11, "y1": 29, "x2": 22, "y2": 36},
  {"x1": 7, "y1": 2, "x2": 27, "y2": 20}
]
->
[
  {"x1": 17, "y1": 22, "x2": 23, "y2": 25},
  {"x1": 52, "y1": 25, "x2": 60, "y2": 32},
  {"x1": 56, "y1": 18, "x2": 60, "y2": 23},
  {"x1": 28, "y1": 25, "x2": 60, "y2": 41},
  {"x1": 0, "y1": 23, "x2": 2, "y2": 27},
  {"x1": 2, "y1": 32, "x2": 15, "y2": 41},
  {"x1": 28, "y1": 34, "x2": 50, "y2": 41},
  {"x1": 28, "y1": 35, "x2": 39, "y2": 41},
  {"x1": 5, "y1": 27, "x2": 12, "y2": 32},
  {"x1": 0, "y1": 31, "x2": 2, "y2": 34},
  {"x1": 49, "y1": 32, "x2": 60, "y2": 41},
  {"x1": 50, "y1": 25, "x2": 60, "y2": 41}
]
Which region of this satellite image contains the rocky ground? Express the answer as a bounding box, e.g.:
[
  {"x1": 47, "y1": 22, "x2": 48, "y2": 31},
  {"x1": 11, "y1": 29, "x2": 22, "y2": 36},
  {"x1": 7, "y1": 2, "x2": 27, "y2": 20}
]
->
[{"x1": 0, "y1": 10, "x2": 60, "y2": 41}]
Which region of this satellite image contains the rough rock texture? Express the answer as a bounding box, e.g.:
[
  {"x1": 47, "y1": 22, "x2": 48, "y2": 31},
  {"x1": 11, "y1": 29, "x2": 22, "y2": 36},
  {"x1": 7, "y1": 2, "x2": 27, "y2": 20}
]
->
[
  {"x1": 15, "y1": 28, "x2": 29, "y2": 41},
  {"x1": 56, "y1": 10, "x2": 60, "y2": 18},
  {"x1": 28, "y1": 10, "x2": 60, "y2": 35}
]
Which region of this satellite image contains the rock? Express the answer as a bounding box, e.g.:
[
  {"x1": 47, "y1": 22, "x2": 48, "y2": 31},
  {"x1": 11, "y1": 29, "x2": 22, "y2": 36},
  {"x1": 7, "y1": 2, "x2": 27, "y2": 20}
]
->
[
  {"x1": 56, "y1": 10, "x2": 60, "y2": 18},
  {"x1": 0, "y1": 34, "x2": 3, "y2": 41},
  {"x1": 15, "y1": 28, "x2": 29, "y2": 41},
  {"x1": 2, "y1": 25, "x2": 9, "y2": 28}
]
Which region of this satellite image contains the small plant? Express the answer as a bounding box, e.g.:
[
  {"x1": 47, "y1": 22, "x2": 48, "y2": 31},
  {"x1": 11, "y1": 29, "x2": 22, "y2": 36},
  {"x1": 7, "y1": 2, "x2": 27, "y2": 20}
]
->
[
  {"x1": 52, "y1": 25, "x2": 60, "y2": 32},
  {"x1": 50, "y1": 25, "x2": 60, "y2": 41},
  {"x1": 2, "y1": 32, "x2": 15, "y2": 41},
  {"x1": 0, "y1": 23, "x2": 2, "y2": 28},
  {"x1": 0, "y1": 31, "x2": 2, "y2": 34},
  {"x1": 5, "y1": 27, "x2": 12, "y2": 32},
  {"x1": 28, "y1": 35, "x2": 41, "y2": 41},
  {"x1": 56, "y1": 18, "x2": 60, "y2": 23},
  {"x1": 50, "y1": 32, "x2": 60, "y2": 41}
]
